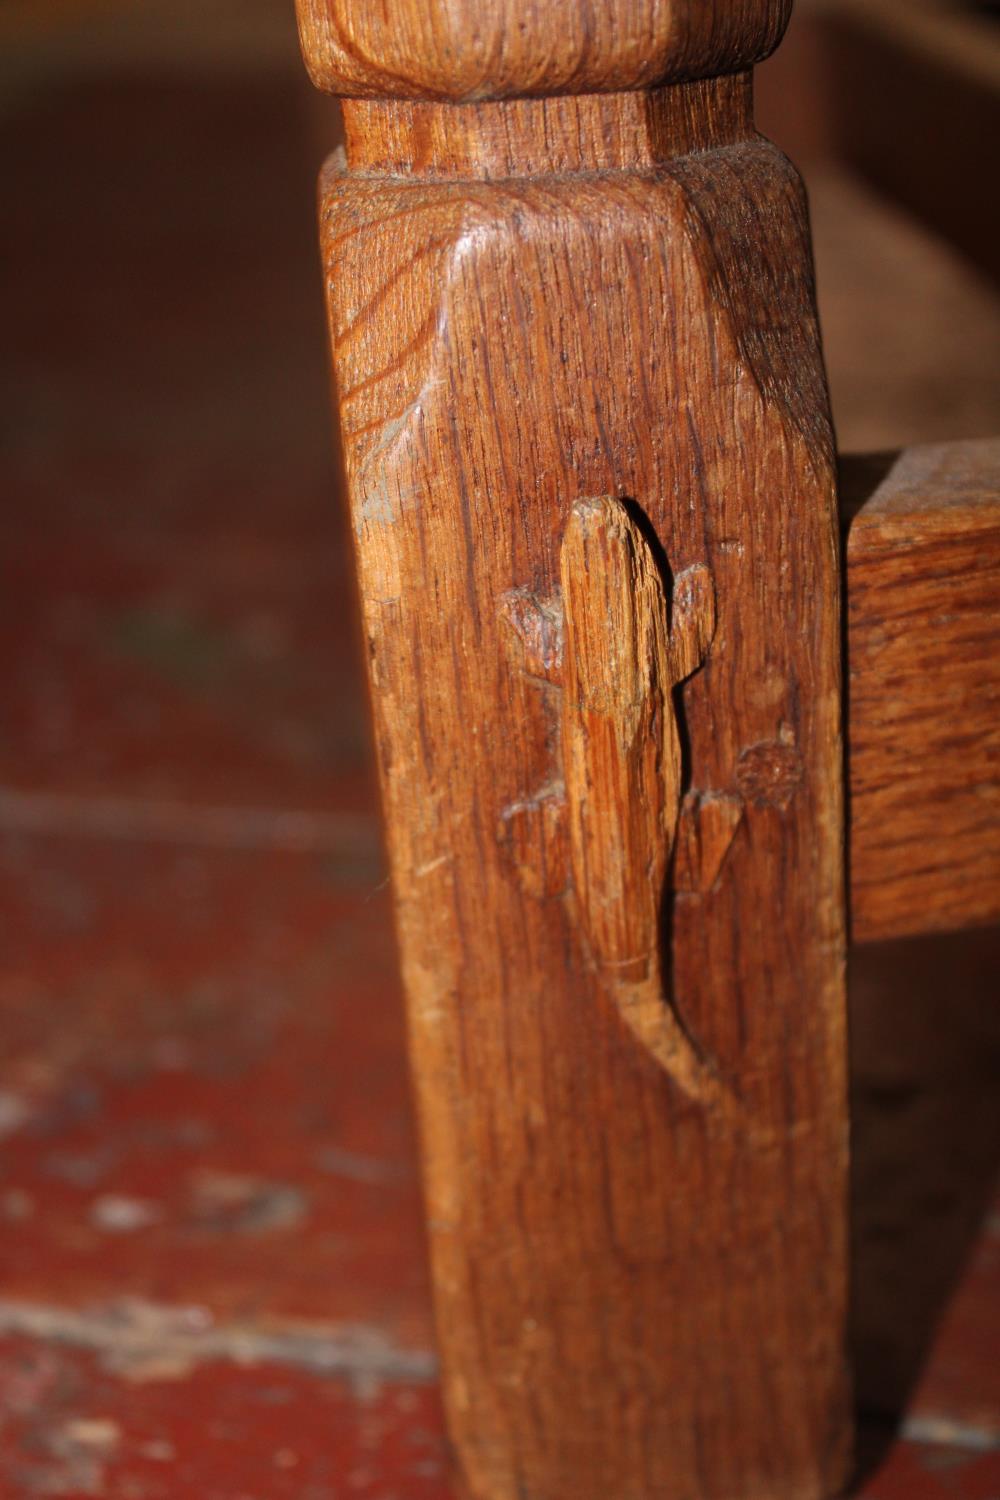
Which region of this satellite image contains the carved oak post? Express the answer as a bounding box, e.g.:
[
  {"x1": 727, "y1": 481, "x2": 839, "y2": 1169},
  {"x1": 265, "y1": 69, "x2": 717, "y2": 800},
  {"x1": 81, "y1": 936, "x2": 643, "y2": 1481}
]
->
[{"x1": 296, "y1": 2, "x2": 851, "y2": 1495}]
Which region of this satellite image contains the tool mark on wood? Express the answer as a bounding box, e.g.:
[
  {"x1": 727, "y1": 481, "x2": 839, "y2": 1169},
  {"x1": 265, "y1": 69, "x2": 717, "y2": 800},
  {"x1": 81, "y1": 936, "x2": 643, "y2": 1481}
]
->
[{"x1": 673, "y1": 790, "x2": 744, "y2": 894}]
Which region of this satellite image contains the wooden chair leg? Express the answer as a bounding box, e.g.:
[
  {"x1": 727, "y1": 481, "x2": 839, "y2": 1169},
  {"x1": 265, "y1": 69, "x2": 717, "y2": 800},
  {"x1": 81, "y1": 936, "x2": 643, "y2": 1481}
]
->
[
  {"x1": 298, "y1": 3, "x2": 851, "y2": 1496},
  {"x1": 843, "y1": 440, "x2": 1000, "y2": 942}
]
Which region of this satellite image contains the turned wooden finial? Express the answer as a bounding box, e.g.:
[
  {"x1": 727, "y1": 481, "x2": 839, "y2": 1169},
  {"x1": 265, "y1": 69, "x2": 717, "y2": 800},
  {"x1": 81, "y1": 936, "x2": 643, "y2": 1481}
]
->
[{"x1": 295, "y1": 0, "x2": 793, "y2": 102}]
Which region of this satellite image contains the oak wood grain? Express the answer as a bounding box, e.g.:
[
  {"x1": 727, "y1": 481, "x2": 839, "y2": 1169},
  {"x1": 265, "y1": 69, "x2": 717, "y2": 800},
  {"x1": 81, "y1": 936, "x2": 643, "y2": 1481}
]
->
[
  {"x1": 341, "y1": 73, "x2": 753, "y2": 178},
  {"x1": 844, "y1": 440, "x2": 1000, "y2": 942},
  {"x1": 317, "y1": 77, "x2": 850, "y2": 1499}
]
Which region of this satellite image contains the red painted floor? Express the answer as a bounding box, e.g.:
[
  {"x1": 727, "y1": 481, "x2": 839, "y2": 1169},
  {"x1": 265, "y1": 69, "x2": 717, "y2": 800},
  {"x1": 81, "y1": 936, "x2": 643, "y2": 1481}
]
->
[{"x1": 1, "y1": 36, "x2": 998, "y2": 1500}]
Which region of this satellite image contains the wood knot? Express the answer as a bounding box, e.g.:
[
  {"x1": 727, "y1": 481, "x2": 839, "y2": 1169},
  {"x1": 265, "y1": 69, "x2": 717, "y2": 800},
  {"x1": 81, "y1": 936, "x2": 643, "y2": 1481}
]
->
[{"x1": 735, "y1": 739, "x2": 803, "y2": 810}]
